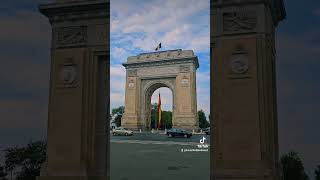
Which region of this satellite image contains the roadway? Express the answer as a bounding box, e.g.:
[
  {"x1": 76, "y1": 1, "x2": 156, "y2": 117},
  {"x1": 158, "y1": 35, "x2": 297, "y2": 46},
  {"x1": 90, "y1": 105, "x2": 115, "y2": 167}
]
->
[{"x1": 110, "y1": 132, "x2": 210, "y2": 180}]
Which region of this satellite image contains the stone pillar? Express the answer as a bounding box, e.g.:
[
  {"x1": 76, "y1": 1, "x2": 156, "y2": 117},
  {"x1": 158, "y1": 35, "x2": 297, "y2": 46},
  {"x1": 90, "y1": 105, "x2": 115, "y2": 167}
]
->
[
  {"x1": 121, "y1": 69, "x2": 142, "y2": 129},
  {"x1": 174, "y1": 64, "x2": 199, "y2": 130},
  {"x1": 38, "y1": 0, "x2": 109, "y2": 179},
  {"x1": 211, "y1": 0, "x2": 285, "y2": 180}
]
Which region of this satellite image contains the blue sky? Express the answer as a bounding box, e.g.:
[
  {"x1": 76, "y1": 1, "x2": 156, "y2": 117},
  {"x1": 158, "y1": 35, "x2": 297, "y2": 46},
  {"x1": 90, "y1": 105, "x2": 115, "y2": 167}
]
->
[{"x1": 110, "y1": 0, "x2": 210, "y2": 116}]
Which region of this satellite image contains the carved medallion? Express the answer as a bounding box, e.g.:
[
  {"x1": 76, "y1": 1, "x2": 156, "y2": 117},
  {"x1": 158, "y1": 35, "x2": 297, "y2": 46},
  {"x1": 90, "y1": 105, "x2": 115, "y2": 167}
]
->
[
  {"x1": 60, "y1": 65, "x2": 77, "y2": 85},
  {"x1": 230, "y1": 54, "x2": 248, "y2": 74},
  {"x1": 128, "y1": 79, "x2": 135, "y2": 88}
]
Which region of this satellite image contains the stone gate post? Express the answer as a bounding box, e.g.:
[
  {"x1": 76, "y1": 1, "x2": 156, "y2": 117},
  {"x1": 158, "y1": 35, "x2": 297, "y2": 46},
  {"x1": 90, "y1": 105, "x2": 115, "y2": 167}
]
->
[
  {"x1": 211, "y1": 0, "x2": 286, "y2": 179},
  {"x1": 38, "y1": 1, "x2": 109, "y2": 179}
]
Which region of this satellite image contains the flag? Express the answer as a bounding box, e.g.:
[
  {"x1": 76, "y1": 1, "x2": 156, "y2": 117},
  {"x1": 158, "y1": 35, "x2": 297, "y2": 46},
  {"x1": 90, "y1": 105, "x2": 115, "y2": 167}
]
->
[
  {"x1": 155, "y1": 43, "x2": 161, "y2": 51},
  {"x1": 157, "y1": 92, "x2": 161, "y2": 129}
]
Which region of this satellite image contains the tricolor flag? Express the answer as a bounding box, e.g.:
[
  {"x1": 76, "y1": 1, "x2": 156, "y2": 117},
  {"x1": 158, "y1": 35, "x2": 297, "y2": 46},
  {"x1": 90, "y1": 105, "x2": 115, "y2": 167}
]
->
[
  {"x1": 155, "y1": 43, "x2": 161, "y2": 51},
  {"x1": 157, "y1": 92, "x2": 161, "y2": 129}
]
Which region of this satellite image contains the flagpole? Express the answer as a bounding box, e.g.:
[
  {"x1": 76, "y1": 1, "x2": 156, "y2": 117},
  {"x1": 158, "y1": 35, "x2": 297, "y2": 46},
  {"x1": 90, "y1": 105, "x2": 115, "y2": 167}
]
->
[{"x1": 158, "y1": 90, "x2": 161, "y2": 131}]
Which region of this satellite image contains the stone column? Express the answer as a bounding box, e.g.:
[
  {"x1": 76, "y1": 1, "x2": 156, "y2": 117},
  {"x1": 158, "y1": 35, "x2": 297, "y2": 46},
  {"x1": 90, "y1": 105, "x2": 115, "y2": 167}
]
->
[
  {"x1": 121, "y1": 69, "x2": 141, "y2": 129},
  {"x1": 211, "y1": 0, "x2": 286, "y2": 180},
  {"x1": 38, "y1": 1, "x2": 109, "y2": 179},
  {"x1": 174, "y1": 64, "x2": 199, "y2": 130}
]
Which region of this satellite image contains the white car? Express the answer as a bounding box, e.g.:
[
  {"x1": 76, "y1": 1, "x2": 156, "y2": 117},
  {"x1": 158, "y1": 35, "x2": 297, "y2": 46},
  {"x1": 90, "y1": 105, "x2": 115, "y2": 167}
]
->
[{"x1": 112, "y1": 127, "x2": 133, "y2": 136}]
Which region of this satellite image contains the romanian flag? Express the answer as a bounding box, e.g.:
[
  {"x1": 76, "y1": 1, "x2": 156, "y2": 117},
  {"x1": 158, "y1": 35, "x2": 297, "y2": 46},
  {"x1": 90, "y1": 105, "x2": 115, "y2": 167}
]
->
[{"x1": 157, "y1": 92, "x2": 161, "y2": 129}]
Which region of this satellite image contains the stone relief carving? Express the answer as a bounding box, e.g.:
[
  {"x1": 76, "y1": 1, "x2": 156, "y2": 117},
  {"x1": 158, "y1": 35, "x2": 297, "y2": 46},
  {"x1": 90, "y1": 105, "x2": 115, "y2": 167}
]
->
[
  {"x1": 60, "y1": 65, "x2": 77, "y2": 84},
  {"x1": 128, "y1": 50, "x2": 195, "y2": 63},
  {"x1": 139, "y1": 66, "x2": 178, "y2": 77},
  {"x1": 223, "y1": 11, "x2": 257, "y2": 32},
  {"x1": 179, "y1": 65, "x2": 190, "y2": 72},
  {"x1": 56, "y1": 26, "x2": 87, "y2": 47},
  {"x1": 127, "y1": 69, "x2": 137, "y2": 77},
  {"x1": 181, "y1": 76, "x2": 189, "y2": 87},
  {"x1": 229, "y1": 51, "x2": 249, "y2": 75},
  {"x1": 124, "y1": 58, "x2": 198, "y2": 69},
  {"x1": 50, "y1": 10, "x2": 108, "y2": 24},
  {"x1": 128, "y1": 79, "x2": 135, "y2": 88},
  {"x1": 57, "y1": 61, "x2": 78, "y2": 88},
  {"x1": 231, "y1": 55, "x2": 248, "y2": 74}
]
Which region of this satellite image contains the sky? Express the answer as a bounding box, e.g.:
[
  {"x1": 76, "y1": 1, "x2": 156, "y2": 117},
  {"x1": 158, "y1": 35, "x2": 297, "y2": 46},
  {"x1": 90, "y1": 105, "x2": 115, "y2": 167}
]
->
[
  {"x1": 0, "y1": 0, "x2": 319, "y2": 177},
  {"x1": 110, "y1": 0, "x2": 210, "y2": 116}
]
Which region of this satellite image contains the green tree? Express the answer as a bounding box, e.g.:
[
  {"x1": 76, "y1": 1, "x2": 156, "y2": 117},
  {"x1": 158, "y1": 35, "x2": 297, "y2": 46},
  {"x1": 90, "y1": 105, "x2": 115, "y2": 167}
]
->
[
  {"x1": 4, "y1": 145, "x2": 22, "y2": 180},
  {"x1": 161, "y1": 111, "x2": 172, "y2": 129},
  {"x1": 150, "y1": 103, "x2": 172, "y2": 129},
  {"x1": 4, "y1": 141, "x2": 46, "y2": 180},
  {"x1": 198, "y1": 110, "x2": 210, "y2": 129},
  {"x1": 151, "y1": 103, "x2": 158, "y2": 129},
  {"x1": 281, "y1": 151, "x2": 309, "y2": 180},
  {"x1": 0, "y1": 165, "x2": 7, "y2": 180},
  {"x1": 112, "y1": 106, "x2": 125, "y2": 127},
  {"x1": 315, "y1": 165, "x2": 320, "y2": 180}
]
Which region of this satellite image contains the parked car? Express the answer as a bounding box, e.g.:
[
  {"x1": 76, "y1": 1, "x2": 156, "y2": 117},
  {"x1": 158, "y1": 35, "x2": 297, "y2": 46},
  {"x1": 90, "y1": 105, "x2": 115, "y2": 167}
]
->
[
  {"x1": 112, "y1": 127, "x2": 133, "y2": 136},
  {"x1": 167, "y1": 128, "x2": 192, "y2": 138},
  {"x1": 203, "y1": 127, "x2": 210, "y2": 135}
]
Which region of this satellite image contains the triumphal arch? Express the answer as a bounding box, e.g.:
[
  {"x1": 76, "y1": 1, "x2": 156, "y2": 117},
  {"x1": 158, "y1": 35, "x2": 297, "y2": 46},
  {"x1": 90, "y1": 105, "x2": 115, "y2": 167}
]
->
[
  {"x1": 121, "y1": 49, "x2": 199, "y2": 131},
  {"x1": 37, "y1": 0, "x2": 286, "y2": 179}
]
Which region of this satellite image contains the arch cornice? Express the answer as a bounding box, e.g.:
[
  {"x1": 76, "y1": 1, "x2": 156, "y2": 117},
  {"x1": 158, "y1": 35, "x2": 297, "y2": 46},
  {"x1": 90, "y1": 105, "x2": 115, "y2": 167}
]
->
[{"x1": 123, "y1": 58, "x2": 199, "y2": 69}]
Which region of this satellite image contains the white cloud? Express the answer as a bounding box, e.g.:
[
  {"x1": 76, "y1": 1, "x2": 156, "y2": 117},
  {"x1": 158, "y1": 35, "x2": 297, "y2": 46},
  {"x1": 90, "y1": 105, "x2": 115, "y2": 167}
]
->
[
  {"x1": 111, "y1": 79, "x2": 125, "y2": 91},
  {"x1": 188, "y1": 35, "x2": 210, "y2": 52},
  {"x1": 110, "y1": 65, "x2": 126, "y2": 78},
  {"x1": 110, "y1": 0, "x2": 210, "y2": 117},
  {"x1": 197, "y1": 71, "x2": 210, "y2": 82},
  {"x1": 112, "y1": 47, "x2": 126, "y2": 57},
  {"x1": 110, "y1": 65, "x2": 126, "y2": 109},
  {"x1": 111, "y1": 0, "x2": 209, "y2": 52},
  {"x1": 110, "y1": 92, "x2": 125, "y2": 107}
]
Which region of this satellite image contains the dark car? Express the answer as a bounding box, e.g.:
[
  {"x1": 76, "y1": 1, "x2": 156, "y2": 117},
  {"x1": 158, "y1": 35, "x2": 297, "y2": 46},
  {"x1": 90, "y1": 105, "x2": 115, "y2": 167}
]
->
[
  {"x1": 203, "y1": 127, "x2": 210, "y2": 135},
  {"x1": 167, "y1": 128, "x2": 192, "y2": 138}
]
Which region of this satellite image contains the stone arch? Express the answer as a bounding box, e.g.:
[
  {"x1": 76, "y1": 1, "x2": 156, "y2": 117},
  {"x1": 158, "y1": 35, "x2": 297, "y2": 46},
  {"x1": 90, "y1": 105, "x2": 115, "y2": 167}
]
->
[
  {"x1": 121, "y1": 49, "x2": 199, "y2": 131},
  {"x1": 141, "y1": 79, "x2": 175, "y2": 130}
]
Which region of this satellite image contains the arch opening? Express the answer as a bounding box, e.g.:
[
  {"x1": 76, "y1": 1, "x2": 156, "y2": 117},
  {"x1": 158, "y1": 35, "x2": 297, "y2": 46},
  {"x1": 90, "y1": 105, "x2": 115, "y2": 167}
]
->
[{"x1": 143, "y1": 83, "x2": 174, "y2": 131}]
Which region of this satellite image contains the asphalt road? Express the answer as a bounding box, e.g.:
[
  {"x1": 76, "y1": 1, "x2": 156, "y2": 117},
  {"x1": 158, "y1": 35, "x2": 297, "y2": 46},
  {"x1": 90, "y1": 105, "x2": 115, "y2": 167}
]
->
[
  {"x1": 110, "y1": 131, "x2": 211, "y2": 144},
  {"x1": 110, "y1": 132, "x2": 210, "y2": 180}
]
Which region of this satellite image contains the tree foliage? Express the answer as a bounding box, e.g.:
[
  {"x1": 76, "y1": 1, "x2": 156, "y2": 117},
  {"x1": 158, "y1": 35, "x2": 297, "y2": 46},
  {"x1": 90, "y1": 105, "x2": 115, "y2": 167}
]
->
[
  {"x1": 111, "y1": 106, "x2": 125, "y2": 127},
  {"x1": 3, "y1": 141, "x2": 46, "y2": 180},
  {"x1": 315, "y1": 165, "x2": 320, "y2": 180},
  {"x1": 280, "y1": 151, "x2": 309, "y2": 180},
  {"x1": 151, "y1": 103, "x2": 158, "y2": 128},
  {"x1": 151, "y1": 103, "x2": 172, "y2": 129},
  {"x1": 161, "y1": 111, "x2": 172, "y2": 129},
  {"x1": 198, "y1": 110, "x2": 210, "y2": 129},
  {"x1": 0, "y1": 165, "x2": 7, "y2": 180}
]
